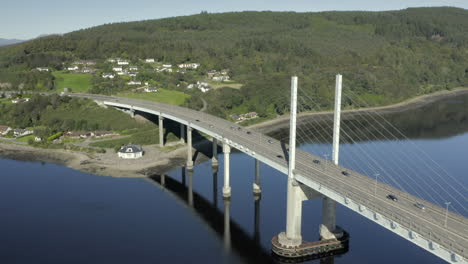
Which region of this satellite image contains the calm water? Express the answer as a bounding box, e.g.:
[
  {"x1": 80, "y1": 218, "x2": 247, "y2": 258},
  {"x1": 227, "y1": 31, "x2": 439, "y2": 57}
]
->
[{"x1": 1, "y1": 94, "x2": 468, "y2": 264}]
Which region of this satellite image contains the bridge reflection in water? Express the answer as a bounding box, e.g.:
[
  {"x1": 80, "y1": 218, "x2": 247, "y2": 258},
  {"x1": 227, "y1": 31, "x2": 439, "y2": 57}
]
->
[{"x1": 144, "y1": 166, "x2": 348, "y2": 264}]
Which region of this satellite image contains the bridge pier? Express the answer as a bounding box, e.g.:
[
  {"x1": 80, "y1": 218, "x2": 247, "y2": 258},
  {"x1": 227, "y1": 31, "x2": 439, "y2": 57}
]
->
[
  {"x1": 180, "y1": 123, "x2": 185, "y2": 144},
  {"x1": 320, "y1": 197, "x2": 342, "y2": 239},
  {"x1": 277, "y1": 178, "x2": 306, "y2": 247},
  {"x1": 253, "y1": 159, "x2": 261, "y2": 194},
  {"x1": 186, "y1": 126, "x2": 193, "y2": 170},
  {"x1": 159, "y1": 116, "x2": 164, "y2": 147},
  {"x1": 222, "y1": 143, "x2": 231, "y2": 198},
  {"x1": 212, "y1": 138, "x2": 219, "y2": 167}
]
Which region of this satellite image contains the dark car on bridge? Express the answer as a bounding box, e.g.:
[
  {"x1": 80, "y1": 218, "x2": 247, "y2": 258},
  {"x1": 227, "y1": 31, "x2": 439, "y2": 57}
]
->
[{"x1": 387, "y1": 194, "x2": 398, "y2": 201}]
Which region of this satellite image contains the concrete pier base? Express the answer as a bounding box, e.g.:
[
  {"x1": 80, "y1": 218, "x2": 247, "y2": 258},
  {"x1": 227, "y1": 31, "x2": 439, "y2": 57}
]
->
[{"x1": 320, "y1": 197, "x2": 343, "y2": 240}]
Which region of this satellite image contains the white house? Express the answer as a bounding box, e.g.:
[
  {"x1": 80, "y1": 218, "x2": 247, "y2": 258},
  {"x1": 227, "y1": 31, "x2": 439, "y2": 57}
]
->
[
  {"x1": 112, "y1": 67, "x2": 123, "y2": 72},
  {"x1": 11, "y1": 98, "x2": 30, "y2": 103},
  {"x1": 129, "y1": 66, "x2": 138, "y2": 71},
  {"x1": 144, "y1": 87, "x2": 158, "y2": 93},
  {"x1": 13, "y1": 129, "x2": 33, "y2": 138},
  {"x1": 107, "y1": 58, "x2": 117, "y2": 63},
  {"x1": 118, "y1": 144, "x2": 143, "y2": 159},
  {"x1": 178, "y1": 63, "x2": 200, "y2": 69},
  {"x1": 145, "y1": 58, "x2": 155, "y2": 63},
  {"x1": 36, "y1": 67, "x2": 49, "y2": 72},
  {"x1": 67, "y1": 66, "x2": 79, "y2": 71},
  {"x1": 127, "y1": 81, "x2": 142, "y2": 85},
  {"x1": 162, "y1": 64, "x2": 172, "y2": 68},
  {"x1": 128, "y1": 72, "x2": 137, "y2": 77},
  {"x1": 117, "y1": 60, "x2": 129, "y2": 65},
  {"x1": 102, "y1": 73, "x2": 115, "y2": 79},
  {"x1": 212, "y1": 75, "x2": 230, "y2": 82}
]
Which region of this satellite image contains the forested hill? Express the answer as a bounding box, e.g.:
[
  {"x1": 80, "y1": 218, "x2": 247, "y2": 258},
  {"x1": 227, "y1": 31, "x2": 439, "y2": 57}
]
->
[{"x1": 0, "y1": 7, "x2": 468, "y2": 116}]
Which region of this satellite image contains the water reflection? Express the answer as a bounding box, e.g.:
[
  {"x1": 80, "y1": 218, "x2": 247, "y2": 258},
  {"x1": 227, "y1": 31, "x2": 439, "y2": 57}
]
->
[
  {"x1": 146, "y1": 167, "x2": 346, "y2": 264},
  {"x1": 271, "y1": 93, "x2": 468, "y2": 143}
]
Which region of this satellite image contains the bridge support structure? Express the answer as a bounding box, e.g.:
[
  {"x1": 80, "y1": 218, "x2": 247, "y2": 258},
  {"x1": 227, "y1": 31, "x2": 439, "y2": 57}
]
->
[
  {"x1": 180, "y1": 123, "x2": 185, "y2": 144},
  {"x1": 222, "y1": 143, "x2": 231, "y2": 198},
  {"x1": 320, "y1": 74, "x2": 343, "y2": 240},
  {"x1": 159, "y1": 116, "x2": 164, "y2": 147},
  {"x1": 253, "y1": 159, "x2": 261, "y2": 194},
  {"x1": 212, "y1": 138, "x2": 219, "y2": 167},
  {"x1": 273, "y1": 76, "x2": 348, "y2": 260},
  {"x1": 186, "y1": 126, "x2": 193, "y2": 170}
]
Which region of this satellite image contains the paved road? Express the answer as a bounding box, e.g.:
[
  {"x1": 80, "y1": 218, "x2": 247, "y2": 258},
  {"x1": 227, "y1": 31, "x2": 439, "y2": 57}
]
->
[{"x1": 71, "y1": 93, "x2": 468, "y2": 261}]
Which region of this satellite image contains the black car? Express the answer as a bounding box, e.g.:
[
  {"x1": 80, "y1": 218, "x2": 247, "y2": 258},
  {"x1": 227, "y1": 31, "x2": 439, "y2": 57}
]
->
[
  {"x1": 313, "y1": 159, "x2": 321, "y2": 164},
  {"x1": 387, "y1": 194, "x2": 398, "y2": 201},
  {"x1": 341, "y1": 171, "x2": 350, "y2": 176}
]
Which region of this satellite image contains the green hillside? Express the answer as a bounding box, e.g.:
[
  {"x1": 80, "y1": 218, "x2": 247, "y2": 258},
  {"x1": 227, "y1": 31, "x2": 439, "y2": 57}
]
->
[{"x1": 0, "y1": 7, "x2": 467, "y2": 118}]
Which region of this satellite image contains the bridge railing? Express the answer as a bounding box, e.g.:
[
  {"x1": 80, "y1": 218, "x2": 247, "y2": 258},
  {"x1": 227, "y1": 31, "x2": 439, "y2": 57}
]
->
[{"x1": 297, "y1": 166, "x2": 466, "y2": 258}]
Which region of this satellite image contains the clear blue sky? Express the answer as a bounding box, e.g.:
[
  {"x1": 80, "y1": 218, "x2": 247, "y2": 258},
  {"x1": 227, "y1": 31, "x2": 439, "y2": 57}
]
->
[{"x1": 2, "y1": 0, "x2": 467, "y2": 39}]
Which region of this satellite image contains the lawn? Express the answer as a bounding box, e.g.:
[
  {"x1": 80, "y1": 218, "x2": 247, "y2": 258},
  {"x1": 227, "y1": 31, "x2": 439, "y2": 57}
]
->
[
  {"x1": 116, "y1": 89, "x2": 190, "y2": 105},
  {"x1": 53, "y1": 71, "x2": 92, "y2": 92}
]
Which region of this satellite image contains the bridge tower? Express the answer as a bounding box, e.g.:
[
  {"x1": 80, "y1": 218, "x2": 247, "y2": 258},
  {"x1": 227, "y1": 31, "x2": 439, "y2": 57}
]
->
[
  {"x1": 272, "y1": 76, "x2": 348, "y2": 259},
  {"x1": 320, "y1": 74, "x2": 344, "y2": 240}
]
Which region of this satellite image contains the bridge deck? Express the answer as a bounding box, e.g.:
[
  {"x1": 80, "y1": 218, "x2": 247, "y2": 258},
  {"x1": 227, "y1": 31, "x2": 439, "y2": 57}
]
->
[{"x1": 72, "y1": 93, "x2": 468, "y2": 262}]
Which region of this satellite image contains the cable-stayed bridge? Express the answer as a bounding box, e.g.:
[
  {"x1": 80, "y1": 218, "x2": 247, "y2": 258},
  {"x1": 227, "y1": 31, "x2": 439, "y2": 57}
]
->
[{"x1": 70, "y1": 76, "x2": 467, "y2": 263}]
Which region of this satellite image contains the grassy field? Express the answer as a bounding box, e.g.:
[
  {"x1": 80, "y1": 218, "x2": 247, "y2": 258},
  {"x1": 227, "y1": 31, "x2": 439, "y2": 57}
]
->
[
  {"x1": 116, "y1": 89, "x2": 190, "y2": 105},
  {"x1": 209, "y1": 82, "x2": 243, "y2": 90},
  {"x1": 53, "y1": 71, "x2": 92, "y2": 92}
]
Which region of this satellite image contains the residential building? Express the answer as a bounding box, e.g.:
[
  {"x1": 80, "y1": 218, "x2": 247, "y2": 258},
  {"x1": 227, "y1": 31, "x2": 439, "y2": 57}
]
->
[
  {"x1": 118, "y1": 144, "x2": 144, "y2": 159},
  {"x1": 102, "y1": 73, "x2": 115, "y2": 79},
  {"x1": 117, "y1": 60, "x2": 129, "y2": 65},
  {"x1": 129, "y1": 66, "x2": 138, "y2": 71},
  {"x1": 0, "y1": 126, "x2": 11, "y2": 136},
  {"x1": 11, "y1": 98, "x2": 30, "y2": 103},
  {"x1": 67, "y1": 66, "x2": 79, "y2": 71},
  {"x1": 13, "y1": 129, "x2": 33, "y2": 138},
  {"x1": 65, "y1": 131, "x2": 92, "y2": 138},
  {"x1": 35, "y1": 67, "x2": 49, "y2": 72},
  {"x1": 144, "y1": 87, "x2": 158, "y2": 93},
  {"x1": 127, "y1": 81, "x2": 142, "y2": 85},
  {"x1": 145, "y1": 58, "x2": 155, "y2": 63},
  {"x1": 178, "y1": 63, "x2": 200, "y2": 69},
  {"x1": 112, "y1": 67, "x2": 123, "y2": 72}
]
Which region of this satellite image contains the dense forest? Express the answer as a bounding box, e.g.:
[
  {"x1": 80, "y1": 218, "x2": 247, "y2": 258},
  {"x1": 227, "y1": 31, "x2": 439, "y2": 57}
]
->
[{"x1": 0, "y1": 7, "x2": 467, "y2": 118}]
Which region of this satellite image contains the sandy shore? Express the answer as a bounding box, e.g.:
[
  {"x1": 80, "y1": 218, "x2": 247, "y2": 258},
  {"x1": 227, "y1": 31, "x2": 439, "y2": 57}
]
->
[{"x1": 1, "y1": 88, "x2": 467, "y2": 177}]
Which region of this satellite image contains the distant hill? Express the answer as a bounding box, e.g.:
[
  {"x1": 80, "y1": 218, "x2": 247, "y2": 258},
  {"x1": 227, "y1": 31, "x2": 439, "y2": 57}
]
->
[
  {"x1": 0, "y1": 7, "x2": 467, "y2": 117},
  {"x1": 0, "y1": 38, "x2": 24, "y2": 46}
]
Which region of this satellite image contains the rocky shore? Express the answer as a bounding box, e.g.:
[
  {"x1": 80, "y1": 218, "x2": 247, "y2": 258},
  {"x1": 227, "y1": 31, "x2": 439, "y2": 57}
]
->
[{"x1": 1, "y1": 88, "x2": 467, "y2": 178}]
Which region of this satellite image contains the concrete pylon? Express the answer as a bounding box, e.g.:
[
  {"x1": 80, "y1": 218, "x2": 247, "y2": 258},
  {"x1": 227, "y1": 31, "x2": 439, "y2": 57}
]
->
[
  {"x1": 278, "y1": 76, "x2": 304, "y2": 247},
  {"x1": 253, "y1": 159, "x2": 261, "y2": 194},
  {"x1": 159, "y1": 116, "x2": 164, "y2": 147},
  {"x1": 186, "y1": 126, "x2": 194, "y2": 170},
  {"x1": 320, "y1": 74, "x2": 343, "y2": 240},
  {"x1": 212, "y1": 138, "x2": 219, "y2": 167},
  {"x1": 222, "y1": 143, "x2": 231, "y2": 198}
]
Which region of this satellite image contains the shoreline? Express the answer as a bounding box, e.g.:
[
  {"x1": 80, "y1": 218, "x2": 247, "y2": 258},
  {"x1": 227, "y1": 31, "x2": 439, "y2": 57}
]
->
[
  {"x1": 249, "y1": 88, "x2": 468, "y2": 134},
  {"x1": 1, "y1": 88, "x2": 468, "y2": 178}
]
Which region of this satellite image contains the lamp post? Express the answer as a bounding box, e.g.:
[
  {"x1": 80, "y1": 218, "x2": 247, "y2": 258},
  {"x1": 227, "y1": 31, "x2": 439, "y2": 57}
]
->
[{"x1": 444, "y1": 202, "x2": 451, "y2": 228}]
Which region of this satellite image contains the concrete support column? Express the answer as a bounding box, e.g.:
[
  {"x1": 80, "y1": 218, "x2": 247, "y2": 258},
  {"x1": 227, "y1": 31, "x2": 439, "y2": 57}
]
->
[
  {"x1": 253, "y1": 159, "x2": 261, "y2": 194},
  {"x1": 223, "y1": 198, "x2": 231, "y2": 251},
  {"x1": 212, "y1": 138, "x2": 218, "y2": 167},
  {"x1": 180, "y1": 123, "x2": 185, "y2": 144},
  {"x1": 213, "y1": 166, "x2": 218, "y2": 207},
  {"x1": 161, "y1": 174, "x2": 166, "y2": 186},
  {"x1": 188, "y1": 170, "x2": 194, "y2": 207},
  {"x1": 278, "y1": 178, "x2": 304, "y2": 247},
  {"x1": 130, "y1": 110, "x2": 135, "y2": 118},
  {"x1": 222, "y1": 143, "x2": 231, "y2": 198},
  {"x1": 159, "y1": 116, "x2": 164, "y2": 147},
  {"x1": 320, "y1": 196, "x2": 340, "y2": 240},
  {"x1": 186, "y1": 126, "x2": 193, "y2": 170}
]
